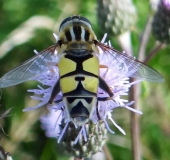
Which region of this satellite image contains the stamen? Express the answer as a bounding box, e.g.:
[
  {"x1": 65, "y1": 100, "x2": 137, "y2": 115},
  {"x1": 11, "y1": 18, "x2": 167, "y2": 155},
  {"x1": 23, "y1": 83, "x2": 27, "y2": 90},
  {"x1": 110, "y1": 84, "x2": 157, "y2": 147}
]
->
[
  {"x1": 53, "y1": 33, "x2": 59, "y2": 41},
  {"x1": 107, "y1": 112, "x2": 126, "y2": 135},
  {"x1": 53, "y1": 110, "x2": 63, "y2": 131},
  {"x1": 101, "y1": 33, "x2": 107, "y2": 43},
  {"x1": 34, "y1": 49, "x2": 39, "y2": 55},
  {"x1": 108, "y1": 40, "x2": 112, "y2": 47},
  {"x1": 103, "y1": 120, "x2": 115, "y2": 134},
  {"x1": 57, "y1": 121, "x2": 69, "y2": 143},
  {"x1": 82, "y1": 126, "x2": 87, "y2": 142},
  {"x1": 23, "y1": 100, "x2": 48, "y2": 111},
  {"x1": 74, "y1": 127, "x2": 83, "y2": 144},
  {"x1": 124, "y1": 106, "x2": 143, "y2": 114}
]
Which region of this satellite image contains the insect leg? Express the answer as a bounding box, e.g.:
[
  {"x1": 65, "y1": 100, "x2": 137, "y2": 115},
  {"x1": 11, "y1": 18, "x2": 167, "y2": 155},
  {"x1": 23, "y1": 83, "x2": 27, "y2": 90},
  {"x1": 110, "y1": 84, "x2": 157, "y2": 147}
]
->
[
  {"x1": 48, "y1": 80, "x2": 61, "y2": 104},
  {"x1": 100, "y1": 64, "x2": 109, "y2": 78},
  {"x1": 98, "y1": 77, "x2": 113, "y2": 101},
  {"x1": 96, "y1": 101, "x2": 101, "y2": 120}
]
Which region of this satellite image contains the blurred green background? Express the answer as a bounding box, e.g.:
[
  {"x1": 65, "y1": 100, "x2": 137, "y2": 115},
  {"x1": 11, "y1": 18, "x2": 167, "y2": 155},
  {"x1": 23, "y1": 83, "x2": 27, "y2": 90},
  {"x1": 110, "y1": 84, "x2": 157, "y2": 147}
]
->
[{"x1": 0, "y1": 0, "x2": 170, "y2": 160}]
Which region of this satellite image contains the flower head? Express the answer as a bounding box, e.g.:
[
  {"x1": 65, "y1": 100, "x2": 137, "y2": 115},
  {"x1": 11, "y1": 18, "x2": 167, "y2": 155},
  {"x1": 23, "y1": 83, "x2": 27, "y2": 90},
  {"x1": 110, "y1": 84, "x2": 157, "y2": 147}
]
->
[
  {"x1": 162, "y1": 0, "x2": 170, "y2": 10},
  {"x1": 97, "y1": 0, "x2": 136, "y2": 36},
  {"x1": 25, "y1": 34, "x2": 143, "y2": 158},
  {"x1": 152, "y1": 0, "x2": 170, "y2": 44}
]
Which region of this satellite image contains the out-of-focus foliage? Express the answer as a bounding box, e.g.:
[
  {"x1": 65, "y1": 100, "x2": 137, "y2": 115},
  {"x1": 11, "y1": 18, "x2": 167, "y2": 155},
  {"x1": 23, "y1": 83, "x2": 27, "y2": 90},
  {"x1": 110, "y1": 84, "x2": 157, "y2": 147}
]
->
[{"x1": 0, "y1": 0, "x2": 169, "y2": 160}]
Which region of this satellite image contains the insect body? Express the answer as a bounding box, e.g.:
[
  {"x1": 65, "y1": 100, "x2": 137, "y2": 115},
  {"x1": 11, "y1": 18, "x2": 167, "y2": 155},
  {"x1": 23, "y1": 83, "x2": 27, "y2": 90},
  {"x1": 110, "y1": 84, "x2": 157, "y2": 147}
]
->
[
  {"x1": 0, "y1": 16, "x2": 164, "y2": 126},
  {"x1": 48, "y1": 16, "x2": 113, "y2": 125}
]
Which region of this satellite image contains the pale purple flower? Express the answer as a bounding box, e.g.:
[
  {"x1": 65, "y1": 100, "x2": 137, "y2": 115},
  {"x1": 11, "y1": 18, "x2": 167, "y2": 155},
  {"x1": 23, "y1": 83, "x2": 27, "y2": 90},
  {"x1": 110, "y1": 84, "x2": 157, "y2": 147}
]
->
[
  {"x1": 24, "y1": 33, "x2": 143, "y2": 144},
  {"x1": 162, "y1": 0, "x2": 170, "y2": 10}
]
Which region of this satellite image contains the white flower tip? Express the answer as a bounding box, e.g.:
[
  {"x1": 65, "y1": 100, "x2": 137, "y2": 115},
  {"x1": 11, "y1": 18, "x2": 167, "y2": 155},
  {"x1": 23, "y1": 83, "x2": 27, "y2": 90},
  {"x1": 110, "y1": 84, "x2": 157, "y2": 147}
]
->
[
  {"x1": 57, "y1": 121, "x2": 69, "y2": 144},
  {"x1": 139, "y1": 111, "x2": 143, "y2": 115},
  {"x1": 132, "y1": 109, "x2": 143, "y2": 115},
  {"x1": 101, "y1": 33, "x2": 107, "y2": 43},
  {"x1": 108, "y1": 40, "x2": 112, "y2": 47},
  {"x1": 119, "y1": 128, "x2": 126, "y2": 135},
  {"x1": 23, "y1": 105, "x2": 41, "y2": 112},
  {"x1": 74, "y1": 139, "x2": 78, "y2": 145},
  {"x1": 113, "y1": 122, "x2": 126, "y2": 135},
  {"x1": 125, "y1": 106, "x2": 143, "y2": 115},
  {"x1": 57, "y1": 139, "x2": 61, "y2": 144},
  {"x1": 6, "y1": 155, "x2": 13, "y2": 160},
  {"x1": 22, "y1": 108, "x2": 30, "y2": 112},
  {"x1": 107, "y1": 112, "x2": 126, "y2": 135},
  {"x1": 104, "y1": 119, "x2": 115, "y2": 134},
  {"x1": 23, "y1": 107, "x2": 37, "y2": 112},
  {"x1": 27, "y1": 89, "x2": 33, "y2": 92},
  {"x1": 104, "y1": 33, "x2": 107, "y2": 37},
  {"x1": 54, "y1": 50, "x2": 58, "y2": 55},
  {"x1": 34, "y1": 49, "x2": 39, "y2": 55},
  {"x1": 53, "y1": 33, "x2": 59, "y2": 41}
]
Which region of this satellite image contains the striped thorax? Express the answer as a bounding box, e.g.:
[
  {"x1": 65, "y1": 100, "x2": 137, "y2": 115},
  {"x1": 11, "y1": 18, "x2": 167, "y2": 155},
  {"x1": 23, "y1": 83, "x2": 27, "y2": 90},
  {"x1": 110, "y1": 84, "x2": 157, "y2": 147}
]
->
[{"x1": 58, "y1": 16, "x2": 98, "y2": 53}]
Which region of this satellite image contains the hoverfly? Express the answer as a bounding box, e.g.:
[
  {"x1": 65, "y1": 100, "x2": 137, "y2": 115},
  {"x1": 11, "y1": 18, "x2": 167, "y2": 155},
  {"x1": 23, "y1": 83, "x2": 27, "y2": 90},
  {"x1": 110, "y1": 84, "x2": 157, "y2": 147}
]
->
[{"x1": 0, "y1": 16, "x2": 164, "y2": 126}]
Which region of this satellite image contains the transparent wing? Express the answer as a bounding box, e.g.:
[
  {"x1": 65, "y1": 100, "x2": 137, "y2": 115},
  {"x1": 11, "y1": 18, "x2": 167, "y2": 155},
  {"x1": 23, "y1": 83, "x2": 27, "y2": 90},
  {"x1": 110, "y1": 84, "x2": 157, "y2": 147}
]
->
[
  {"x1": 97, "y1": 42, "x2": 164, "y2": 82},
  {"x1": 0, "y1": 44, "x2": 58, "y2": 88}
]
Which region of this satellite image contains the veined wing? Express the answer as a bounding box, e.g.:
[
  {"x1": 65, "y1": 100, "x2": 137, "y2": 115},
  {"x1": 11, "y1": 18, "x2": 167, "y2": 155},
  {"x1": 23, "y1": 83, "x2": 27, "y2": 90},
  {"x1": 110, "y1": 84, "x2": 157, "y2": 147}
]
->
[
  {"x1": 0, "y1": 44, "x2": 58, "y2": 88},
  {"x1": 97, "y1": 42, "x2": 164, "y2": 82}
]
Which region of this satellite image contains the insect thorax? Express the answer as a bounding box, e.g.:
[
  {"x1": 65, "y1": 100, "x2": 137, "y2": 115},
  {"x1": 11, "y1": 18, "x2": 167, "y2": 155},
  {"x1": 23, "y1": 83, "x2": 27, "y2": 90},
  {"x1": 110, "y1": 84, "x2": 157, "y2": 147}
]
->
[{"x1": 58, "y1": 16, "x2": 98, "y2": 53}]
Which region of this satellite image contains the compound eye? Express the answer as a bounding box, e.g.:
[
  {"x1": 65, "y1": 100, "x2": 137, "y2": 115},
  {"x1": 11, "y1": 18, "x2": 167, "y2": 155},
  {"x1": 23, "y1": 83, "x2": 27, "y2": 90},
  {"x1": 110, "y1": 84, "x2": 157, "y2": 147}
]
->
[
  {"x1": 79, "y1": 16, "x2": 91, "y2": 26},
  {"x1": 59, "y1": 17, "x2": 72, "y2": 31}
]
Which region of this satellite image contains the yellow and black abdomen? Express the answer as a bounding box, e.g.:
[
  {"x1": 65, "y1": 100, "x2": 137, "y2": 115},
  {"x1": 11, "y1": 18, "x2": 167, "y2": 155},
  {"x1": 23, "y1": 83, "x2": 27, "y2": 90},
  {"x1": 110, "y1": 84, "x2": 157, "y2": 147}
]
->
[{"x1": 58, "y1": 53, "x2": 99, "y2": 125}]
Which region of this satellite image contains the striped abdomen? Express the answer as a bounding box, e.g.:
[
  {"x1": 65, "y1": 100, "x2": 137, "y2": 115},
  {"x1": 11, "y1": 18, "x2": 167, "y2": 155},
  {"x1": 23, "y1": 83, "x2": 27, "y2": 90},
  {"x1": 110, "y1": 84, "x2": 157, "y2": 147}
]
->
[{"x1": 58, "y1": 53, "x2": 99, "y2": 125}]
